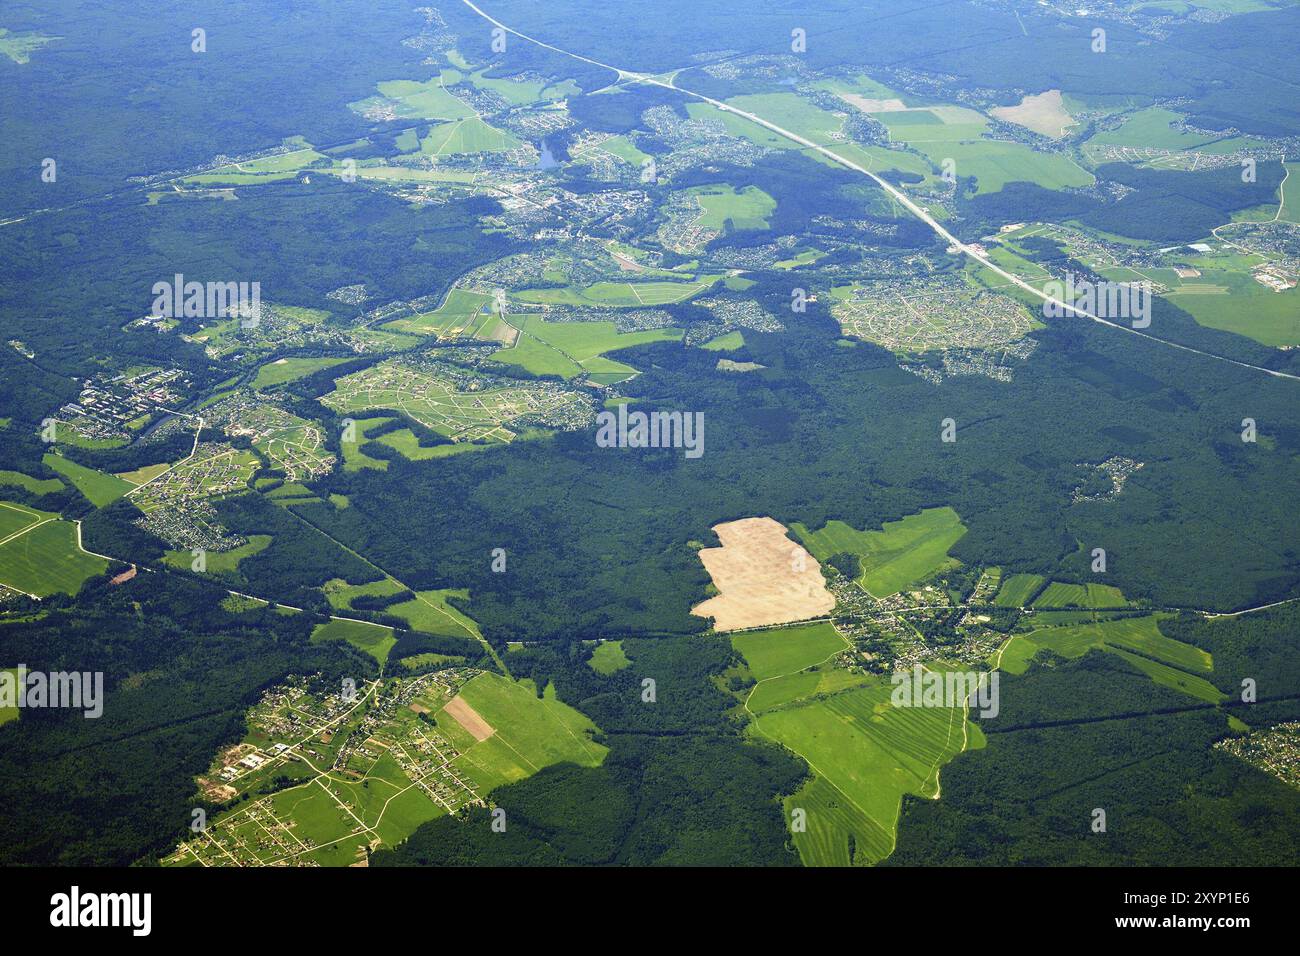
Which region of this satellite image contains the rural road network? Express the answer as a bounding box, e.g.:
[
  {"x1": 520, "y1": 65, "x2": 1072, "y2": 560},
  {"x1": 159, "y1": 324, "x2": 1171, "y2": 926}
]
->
[{"x1": 461, "y1": 0, "x2": 1300, "y2": 383}]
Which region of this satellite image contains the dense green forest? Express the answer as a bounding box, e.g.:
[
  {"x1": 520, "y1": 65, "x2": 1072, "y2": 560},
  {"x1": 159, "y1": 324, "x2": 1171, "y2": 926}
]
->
[{"x1": 888, "y1": 606, "x2": 1300, "y2": 865}]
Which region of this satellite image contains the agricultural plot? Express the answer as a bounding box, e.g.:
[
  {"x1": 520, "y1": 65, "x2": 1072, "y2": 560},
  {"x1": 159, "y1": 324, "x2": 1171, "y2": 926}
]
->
[
  {"x1": 513, "y1": 277, "x2": 720, "y2": 308},
  {"x1": 1280, "y1": 161, "x2": 1300, "y2": 224},
  {"x1": 351, "y1": 74, "x2": 476, "y2": 122},
  {"x1": 869, "y1": 104, "x2": 1093, "y2": 194},
  {"x1": 991, "y1": 90, "x2": 1078, "y2": 139},
  {"x1": 685, "y1": 95, "x2": 933, "y2": 182},
  {"x1": 1161, "y1": 247, "x2": 1300, "y2": 347},
  {"x1": 731, "y1": 621, "x2": 848, "y2": 684},
  {"x1": 184, "y1": 146, "x2": 326, "y2": 186},
  {"x1": 322, "y1": 577, "x2": 407, "y2": 611},
  {"x1": 42, "y1": 453, "x2": 132, "y2": 507},
  {"x1": 754, "y1": 677, "x2": 970, "y2": 866},
  {"x1": 310, "y1": 619, "x2": 398, "y2": 665},
  {"x1": 992, "y1": 572, "x2": 1047, "y2": 607},
  {"x1": 438, "y1": 673, "x2": 607, "y2": 794},
  {"x1": 0, "y1": 517, "x2": 107, "y2": 597},
  {"x1": 996, "y1": 220, "x2": 1300, "y2": 346},
  {"x1": 0, "y1": 470, "x2": 63, "y2": 496},
  {"x1": 1032, "y1": 581, "x2": 1131, "y2": 609},
  {"x1": 382, "y1": 288, "x2": 503, "y2": 340},
  {"x1": 491, "y1": 313, "x2": 684, "y2": 384},
  {"x1": 730, "y1": 509, "x2": 982, "y2": 865},
  {"x1": 322, "y1": 359, "x2": 592, "y2": 443},
  {"x1": 372, "y1": 428, "x2": 481, "y2": 462},
  {"x1": 163, "y1": 535, "x2": 271, "y2": 576},
  {"x1": 569, "y1": 132, "x2": 651, "y2": 173},
  {"x1": 115, "y1": 463, "x2": 170, "y2": 486},
  {"x1": 421, "y1": 117, "x2": 521, "y2": 156},
  {"x1": 746, "y1": 661, "x2": 868, "y2": 714},
  {"x1": 829, "y1": 277, "x2": 1035, "y2": 353},
  {"x1": 1085, "y1": 107, "x2": 1221, "y2": 152},
  {"x1": 701, "y1": 330, "x2": 744, "y2": 351},
  {"x1": 816, "y1": 73, "x2": 914, "y2": 112},
  {"x1": 794, "y1": 506, "x2": 967, "y2": 598},
  {"x1": 252, "y1": 357, "x2": 349, "y2": 390},
  {"x1": 326, "y1": 164, "x2": 480, "y2": 185},
  {"x1": 464, "y1": 68, "x2": 574, "y2": 105},
  {"x1": 691, "y1": 517, "x2": 836, "y2": 632},
  {"x1": 999, "y1": 614, "x2": 1221, "y2": 702},
  {"x1": 338, "y1": 417, "x2": 396, "y2": 472},
  {"x1": 0, "y1": 501, "x2": 44, "y2": 542},
  {"x1": 386, "y1": 588, "x2": 481, "y2": 641}
]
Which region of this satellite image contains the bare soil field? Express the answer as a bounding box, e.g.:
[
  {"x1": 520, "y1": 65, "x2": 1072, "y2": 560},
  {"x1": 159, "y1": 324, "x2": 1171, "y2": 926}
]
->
[
  {"x1": 691, "y1": 516, "x2": 835, "y2": 631},
  {"x1": 838, "y1": 93, "x2": 908, "y2": 113},
  {"x1": 991, "y1": 90, "x2": 1076, "y2": 139},
  {"x1": 444, "y1": 694, "x2": 495, "y2": 741}
]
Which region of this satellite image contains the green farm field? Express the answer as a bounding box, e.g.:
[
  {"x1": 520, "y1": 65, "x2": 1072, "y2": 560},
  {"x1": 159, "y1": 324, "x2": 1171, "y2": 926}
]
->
[
  {"x1": 0, "y1": 501, "x2": 44, "y2": 541},
  {"x1": 387, "y1": 588, "x2": 481, "y2": 640},
  {"x1": 686, "y1": 96, "x2": 933, "y2": 182},
  {"x1": 0, "y1": 470, "x2": 63, "y2": 496},
  {"x1": 1164, "y1": 266, "x2": 1300, "y2": 347},
  {"x1": 1085, "y1": 106, "x2": 1219, "y2": 151},
  {"x1": 322, "y1": 576, "x2": 407, "y2": 610},
  {"x1": 163, "y1": 535, "x2": 272, "y2": 576},
  {"x1": 439, "y1": 673, "x2": 607, "y2": 793},
  {"x1": 310, "y1": 618, "x2": 398, "y2": 664},
  {"x1": 732, "y1": 621, "x2": 847, "y2": 682},
  {"x1": 421, "y1": 116, "x2": 520, "y2": 156},
  {"x1": 184, "y1": 146, "x2": 326, "y2": 186},
  {"x1": 384, "y1": 288, "x2": 496, "y2": 337},
  {"x1": 0, "y1": 518, "x2": 107, "y2": 597},
  {"x1": 730, "y1": 622, "x2": 973, "y2": 866},
  {"x1": 356, "y1": 74, "x2": 476, "y2": 122},
  {"x1": 992, "y1": 572, "x2": 1046, "y2": 607},
  {"x1": 1032, "y1": 581, "x2": 1131, "y2": 609},
  {"x1": 513, "y1": 276, "x2": 719, "y2": 309},
  {"x1": 252, "y1": 357, "x2": 348, "y2": 389},
  {"x1": 339, "y1": 417, "x2": 395, "y2": 472},
  {"x1": 491, "y1": 313, "x2": 684, "y2": 382},
  {"x1": 43, "y1": 453, "x2": 133, "y2": 507},
  {"x1": 689, "y1": 184, "x2": 776, "y2": 231},
  {"x1": 999, "y1": 614, "x2": 1222, "y2": 702},
  {"x1": 794, "y1": 506, "x2": 967, "y2": 597},
  {"x1": 759, "y1": 678, "x2": 970, "y2": 866}
]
